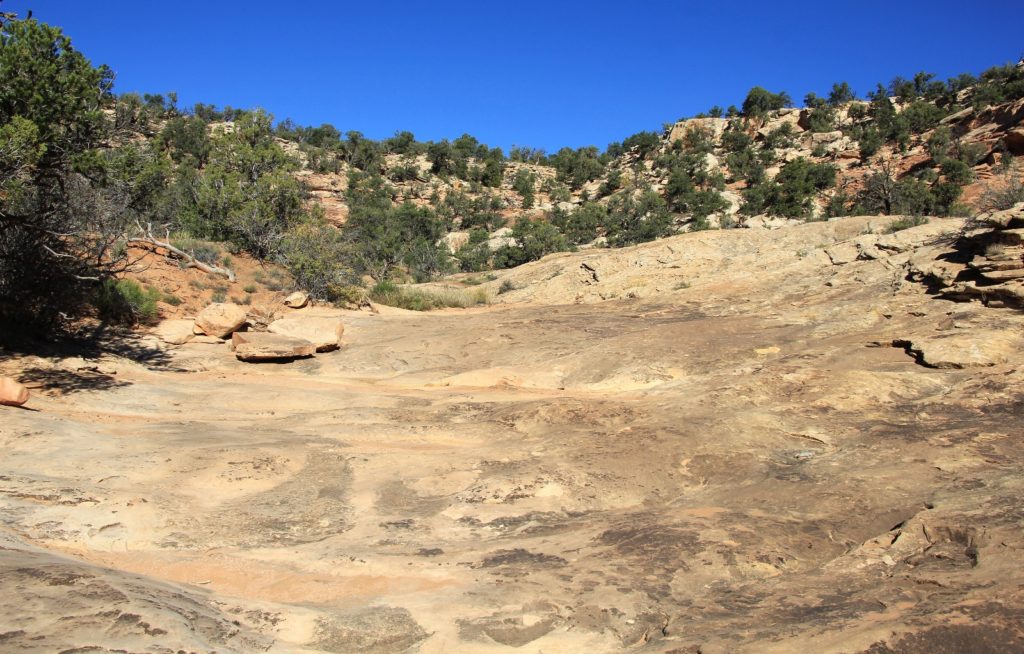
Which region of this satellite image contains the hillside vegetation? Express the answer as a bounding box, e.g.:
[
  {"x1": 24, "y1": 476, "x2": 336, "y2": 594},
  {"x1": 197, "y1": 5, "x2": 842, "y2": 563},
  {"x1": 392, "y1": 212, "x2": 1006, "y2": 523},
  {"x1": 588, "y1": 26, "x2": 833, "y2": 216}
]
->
[{"x1": 2, "y1": 10, "x2": 1023, "y2": 335}]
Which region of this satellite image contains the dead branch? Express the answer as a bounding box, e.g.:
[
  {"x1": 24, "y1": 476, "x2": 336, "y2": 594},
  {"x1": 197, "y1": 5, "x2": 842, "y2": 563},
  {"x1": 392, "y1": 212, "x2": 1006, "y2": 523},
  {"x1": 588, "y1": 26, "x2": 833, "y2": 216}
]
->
[{"x1": 127, "y1": 223, "x2": 236, "y2": 282}]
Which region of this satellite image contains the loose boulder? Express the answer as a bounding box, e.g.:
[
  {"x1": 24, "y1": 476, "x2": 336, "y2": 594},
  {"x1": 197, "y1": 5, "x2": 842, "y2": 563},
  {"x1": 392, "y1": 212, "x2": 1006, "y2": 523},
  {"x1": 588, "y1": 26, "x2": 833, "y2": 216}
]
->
[
  {"x1": 195, "y1": 303, "x2": 248, "y2": 339},
  {"x1": 0, "y1": 377, "x2": 29, "y2": 407},
  {"x1": 284, "y1": 291, "x2": 309, "y2": 309},
  {"x1": 268, "y1": 316, "x2": 344, "y2": 352},
  {"x1": 230, "y1": 331, "x2": 316, "y2": 362}
]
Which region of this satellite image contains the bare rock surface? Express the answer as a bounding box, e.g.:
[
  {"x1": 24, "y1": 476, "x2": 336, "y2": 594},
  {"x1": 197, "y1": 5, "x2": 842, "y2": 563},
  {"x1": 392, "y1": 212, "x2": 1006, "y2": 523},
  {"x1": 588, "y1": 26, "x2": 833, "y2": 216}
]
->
[
  {"x1": 268, "y1": 315, "x2": 345, "y2": 352},
  {"x1": 2, "y1": 214, "x2": 1024, "y2": 653},
  {"x1": 153, "y1": 318, "x2": 196, "y2": 345}
]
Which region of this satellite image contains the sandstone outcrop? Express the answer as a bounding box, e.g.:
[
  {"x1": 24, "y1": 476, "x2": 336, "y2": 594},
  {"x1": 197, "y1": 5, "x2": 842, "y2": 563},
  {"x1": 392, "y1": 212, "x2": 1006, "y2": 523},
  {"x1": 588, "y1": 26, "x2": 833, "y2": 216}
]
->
[{"x1": 908, "y1": 202, "x2": 1024, "y2": 308}]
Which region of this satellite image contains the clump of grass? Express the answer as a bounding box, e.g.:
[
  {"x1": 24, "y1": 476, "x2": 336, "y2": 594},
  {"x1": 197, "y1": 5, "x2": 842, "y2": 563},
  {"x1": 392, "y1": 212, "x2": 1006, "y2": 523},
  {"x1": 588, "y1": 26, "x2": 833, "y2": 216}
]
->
[
  {"x1": 161, "y1": 292, "x2": 183, "y2": 306},
  {"x1": 169, "y1": 234, "x2": 222, "y2": 265},
  {"x1": 243, "y1": 283, "x2": 258, "y2": 294},
  {"x1": 369, "y1": 281, "x2": 488, "y2": 310},
  {"x1": 211, "y1": 289, "x2": 227, "y2": 303},
  {"x1": 979, "y1": 173, "x2": 1024, "y2": 212},
  {"x1": 232, "y1": 295, "x2": 251, "y2": 305},
  {"x1": 496, "y1": 279, "x2": 515, "y2": 295},
  {"x1": 887, "y1": 215, "x2": 928, "y2": 233},
  {"x1": 189, "y1": 279, "x2": 207, "y2": 291},
  {"x1": 464, "y1": 273, "x2": 499, "y2": 286},
  {"x1": 95, "y1": 278, "x2": 162, "y2": 325}
]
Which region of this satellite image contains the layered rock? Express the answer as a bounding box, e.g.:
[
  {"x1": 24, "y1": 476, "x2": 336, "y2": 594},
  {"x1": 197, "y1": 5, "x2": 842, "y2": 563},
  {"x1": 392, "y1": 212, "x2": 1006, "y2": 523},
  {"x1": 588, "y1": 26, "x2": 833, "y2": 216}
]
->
[
  {"x1": 230, "y1": 331, "x2": 316, "y2": 361},
  {"x1": 908, "y1": 203, "x2": 1024, "y2": 308},
  {"x1": 268, "y1": 316, "x2": 344, "y2": 352}
]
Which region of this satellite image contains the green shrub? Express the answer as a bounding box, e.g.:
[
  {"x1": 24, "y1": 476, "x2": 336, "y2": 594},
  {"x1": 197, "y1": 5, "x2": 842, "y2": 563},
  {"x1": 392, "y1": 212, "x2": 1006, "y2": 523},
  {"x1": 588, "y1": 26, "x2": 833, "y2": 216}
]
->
[
  {"x1": 742, "y1": 87, "x2": 792, "y2": 117},
  {"x1": 492, "y1": 219, "x2": 569, "y2": 267},
  {"x1": 804, "y1": 108, "x2": 836, "y2": 133},
  {"x1": 211, "y1": 289, "x2": 227, "y2": 303},
  {"x1": 552, "y1": 202, "x2": 606, "y2": 245},
  {"x1": 279, "y1": 221, "x2": 356, "y2": 300},
  {"x1": 604, "y1": 189, "x2": 674, "y2": 246},
  {"x1": 742, "y1": 158, "x2": 836, "y2": 218},
  {"x1": 497, "y1": 279, "x2": 515, "y2": 295},
  {"x1": 887, "y1": 215, "x2": 928, "y2": 232},
  {"x1": 456, "y1": 229, "x2": 492, "y2": 273},
  {"x1": 513, "y1": 168, "x2": 537, "y2": 208},
  {"x1": 96, "y1": 279, "x2": 162, "y2": 325},
  {"x1": 243, "y1": 283, "x2": 258, "y2": 294}
]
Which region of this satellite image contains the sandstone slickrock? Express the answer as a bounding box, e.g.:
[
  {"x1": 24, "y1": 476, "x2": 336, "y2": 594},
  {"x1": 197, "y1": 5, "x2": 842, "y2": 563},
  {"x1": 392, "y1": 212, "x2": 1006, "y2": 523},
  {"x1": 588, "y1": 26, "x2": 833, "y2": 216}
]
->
[
  {"x1": 194, "y1": 302, "x2": 248, "y2": 338},
  {"x1": 4, "y1": 214, "x2": 1024, "y2": 653},
  {"x1": 153, "y1": 319, "x2": 195, "y2": 345},
  {"x1": 268, "y1": 316, "x2": 344, "y2": 352},
  {"x1": 230, "y1": 330, "x2": 316, "y2": 361},
  {"x1": 0, "y1": 377, "x2": 29, "y2": 406},
  {"x1": 896, "y1": 331, "x2": 1018, "y2": 368},
  {"x1": 284, "y1": 291, "x2": 309, "y2": 308}
]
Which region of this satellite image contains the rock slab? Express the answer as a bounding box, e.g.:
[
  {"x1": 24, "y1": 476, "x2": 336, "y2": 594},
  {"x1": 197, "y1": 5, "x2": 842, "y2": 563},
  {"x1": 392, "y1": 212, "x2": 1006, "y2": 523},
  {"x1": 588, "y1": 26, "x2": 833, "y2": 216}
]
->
[
  {"x1": 268, "y1": 316, "x2": 344, "y2": 352},
  {"x1": 230, "y1": 331, "x2": 316, "y2": 362}
]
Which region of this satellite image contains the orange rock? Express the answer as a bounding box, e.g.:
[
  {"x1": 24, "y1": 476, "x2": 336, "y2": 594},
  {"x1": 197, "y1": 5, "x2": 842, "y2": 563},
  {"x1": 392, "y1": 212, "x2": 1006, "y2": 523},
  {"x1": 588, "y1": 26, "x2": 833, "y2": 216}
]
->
[
  {"x1": 195, "y1": 303, "x2": 248, "y2": 339},
  {"x1": 0, "y1": 377, "x2": 29, "y2": 407}
]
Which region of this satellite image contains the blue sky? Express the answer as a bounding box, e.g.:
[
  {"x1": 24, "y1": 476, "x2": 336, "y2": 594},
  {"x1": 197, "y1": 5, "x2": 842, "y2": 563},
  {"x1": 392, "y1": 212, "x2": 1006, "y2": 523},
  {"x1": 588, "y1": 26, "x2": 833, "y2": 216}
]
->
[{"x1": 6, "y1": 1, "x2": 1022, "y2": 152}]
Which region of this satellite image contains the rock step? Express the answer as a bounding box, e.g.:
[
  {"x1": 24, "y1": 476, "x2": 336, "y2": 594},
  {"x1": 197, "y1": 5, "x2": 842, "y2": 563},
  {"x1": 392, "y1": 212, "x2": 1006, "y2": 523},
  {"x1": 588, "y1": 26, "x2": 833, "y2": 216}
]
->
[
  {"x1": 996, "y1": 228, "x2": 1024, "y2": 245},
  {"x1": 230, "y1": 332, "x2": 316, "y2": 362},
  {"x1": 981, "y1": 268, "x2": 1024, "y2": 281}
]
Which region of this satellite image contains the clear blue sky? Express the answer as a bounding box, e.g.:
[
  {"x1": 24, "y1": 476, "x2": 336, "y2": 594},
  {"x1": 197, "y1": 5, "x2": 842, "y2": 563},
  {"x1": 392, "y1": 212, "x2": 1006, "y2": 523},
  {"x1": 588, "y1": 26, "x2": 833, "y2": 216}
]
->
[{"x1": 5, "y1": 0, "x2": 1022, "y2": 152}]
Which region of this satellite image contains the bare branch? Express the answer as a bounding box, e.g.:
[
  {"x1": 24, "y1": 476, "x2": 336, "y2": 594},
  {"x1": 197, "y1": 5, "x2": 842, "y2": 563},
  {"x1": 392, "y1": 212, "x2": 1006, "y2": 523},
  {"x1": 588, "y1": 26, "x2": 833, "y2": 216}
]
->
[{"x1": 127, "y1": 227, "x2": 236, "y2": 282}]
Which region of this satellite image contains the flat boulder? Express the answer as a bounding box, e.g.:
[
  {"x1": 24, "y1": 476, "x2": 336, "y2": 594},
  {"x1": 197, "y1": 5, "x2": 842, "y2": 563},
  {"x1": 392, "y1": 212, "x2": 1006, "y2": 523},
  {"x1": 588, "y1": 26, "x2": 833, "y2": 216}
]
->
[
  {"x1": 231, "y1": 331, "x2": 316, "y2": 362},
  {"x1": 195, "y1": 303, "x2": 248, "y2": 339},
  {"x1": 268, "y1": 316, "x2": 344, "y2": 352},
  {"x1": 154, "y1": 319, "x2": 195, "y2": 345},
  {"x1": 0, "y1": 377, "x2": 29, "y2": 407}
]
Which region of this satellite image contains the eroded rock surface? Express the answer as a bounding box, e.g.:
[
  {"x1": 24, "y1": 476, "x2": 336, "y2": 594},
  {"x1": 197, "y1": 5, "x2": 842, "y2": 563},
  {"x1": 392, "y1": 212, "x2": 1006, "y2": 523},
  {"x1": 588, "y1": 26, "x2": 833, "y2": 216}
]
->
[{"x1": 2, "y1": 215, "x2": 1023, "y2": 653}]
